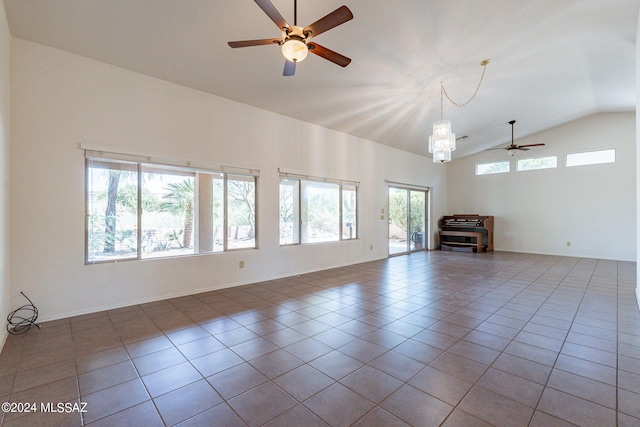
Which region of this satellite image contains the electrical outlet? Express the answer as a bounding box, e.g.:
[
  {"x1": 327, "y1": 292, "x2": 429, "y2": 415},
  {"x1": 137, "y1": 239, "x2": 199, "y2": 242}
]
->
[
  {"x1": 370, "y1": 244, "x2": 373, "y2": 250},
  {"x1": 566, "y1": 242, "x2": 571, "y2": 247},
  {"x1": 239, "y1": 260, "x2": 245, "y2": 268}
]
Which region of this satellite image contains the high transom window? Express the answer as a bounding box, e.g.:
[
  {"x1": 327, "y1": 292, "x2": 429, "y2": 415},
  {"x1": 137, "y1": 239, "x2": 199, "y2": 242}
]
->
[
  {"x1": 516, "y1": 156, "x2": 557, "y2": 171},
  {"x1": 476, "y1": 161, "x2": 510, "y2": 175},
  {"x1": 566, "y1": 149, "x2": 615, "y2": 167}
]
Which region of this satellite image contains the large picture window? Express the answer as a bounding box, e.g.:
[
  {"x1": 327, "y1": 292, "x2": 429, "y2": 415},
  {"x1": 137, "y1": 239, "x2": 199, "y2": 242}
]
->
[
  {"x1": 279, "y1": 173, "x2": 358, "y2": 245},
  {"x1": 86, "y1": 154, "x2": 257, "y2": 263}
]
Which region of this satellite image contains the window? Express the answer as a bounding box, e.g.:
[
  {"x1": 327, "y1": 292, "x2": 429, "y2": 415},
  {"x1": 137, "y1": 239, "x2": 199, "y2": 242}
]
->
[
  {"x1": 516, "y1": 156, "x2": 557, "y2": 171},
  {"x1": 566, "y1": 149, "x2": 615, "y2": 167},
  {"x1": 279, "y1": 179, "x2": 300, "y2": 245},
  {"x1": 279, "y1": 174, "x2": 358, "y2": 245},
  {"x1": 302, "y1": 181, "x2": 340, "y2": 244},
  {"x1": 476, "y1": 161, "x2": 510, "y2": 175},
  {"x1": 86, "y1": 156, "x2": 257, "y2": 263},
  {"x1": 342, "y1": 185, "x2": 357, "y2": 240}
]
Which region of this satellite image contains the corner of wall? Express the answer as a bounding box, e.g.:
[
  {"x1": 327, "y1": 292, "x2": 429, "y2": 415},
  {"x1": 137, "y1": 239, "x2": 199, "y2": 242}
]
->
[
  {"x1": 636, "y1": 6, "x2": 640, "y2": 311},
  {"x1": 0, "y1": 2, "x2": 10, "y2": 352}
]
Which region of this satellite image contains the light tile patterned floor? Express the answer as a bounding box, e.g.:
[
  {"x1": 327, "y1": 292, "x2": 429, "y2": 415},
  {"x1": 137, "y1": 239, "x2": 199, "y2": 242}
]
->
[{"x1": 0, "y1": 251, "x2": 638, "y2": 426}]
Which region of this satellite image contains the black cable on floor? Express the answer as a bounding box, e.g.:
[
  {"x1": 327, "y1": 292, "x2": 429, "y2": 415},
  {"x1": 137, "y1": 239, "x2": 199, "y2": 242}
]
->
[{"x1": 6, "y1": 292, "x2": 40, "y2": 335}]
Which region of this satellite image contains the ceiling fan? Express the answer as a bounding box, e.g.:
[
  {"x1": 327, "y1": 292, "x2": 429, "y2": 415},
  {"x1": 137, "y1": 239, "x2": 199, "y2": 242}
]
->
[
  {"x1": 488, "y1": 120, "x2": 545, "y2": 154},
  {"x1": 228, "y1": 0, "x2": 353, "y2": 76}
]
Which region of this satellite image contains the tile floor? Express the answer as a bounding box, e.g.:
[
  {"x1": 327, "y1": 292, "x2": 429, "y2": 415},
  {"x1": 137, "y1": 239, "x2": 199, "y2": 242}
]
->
[{"x1": 0, "y1": 250, "x2": 639, "y2": 426}]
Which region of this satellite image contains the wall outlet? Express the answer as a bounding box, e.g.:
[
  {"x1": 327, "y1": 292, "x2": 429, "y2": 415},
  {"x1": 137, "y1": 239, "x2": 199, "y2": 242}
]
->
[
  {"x1": 370, "y1": 244, "x2": 373, "y2": 250},
  {"x1": 566, "y1": 242, "x2": 571, "y2": 247},
  {"x1": 380, "y1": 215, "x2": 385, "y2": 220},
  {"x1": 239, "y1": 260, "x2": 245, "y2": 268}
]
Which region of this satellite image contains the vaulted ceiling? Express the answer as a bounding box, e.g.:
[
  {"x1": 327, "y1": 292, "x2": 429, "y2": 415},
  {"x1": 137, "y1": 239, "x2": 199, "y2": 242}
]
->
[{"x1": 4, "y1": 0, "x2": 639, "y2": 159}]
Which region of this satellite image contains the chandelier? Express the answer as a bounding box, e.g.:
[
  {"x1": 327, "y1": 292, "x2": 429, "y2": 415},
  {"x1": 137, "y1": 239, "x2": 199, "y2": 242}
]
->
[{"x1": 429, "y1": 59, "x2": 490, "y2": 163}]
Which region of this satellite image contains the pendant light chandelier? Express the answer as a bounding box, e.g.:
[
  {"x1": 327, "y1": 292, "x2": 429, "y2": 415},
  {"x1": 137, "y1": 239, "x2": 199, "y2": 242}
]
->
[{"x1": 429, "y1": 59, "x2": 490, "y2": 163}]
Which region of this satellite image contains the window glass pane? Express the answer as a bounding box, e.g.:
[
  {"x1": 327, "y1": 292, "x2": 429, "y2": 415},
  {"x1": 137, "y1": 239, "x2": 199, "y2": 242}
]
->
[
  {"x1": 517, "y1": 156, "x2": 557, "y2": 171},
  {"x1": 301, "y1": 181, "x2": 339, "y2": 243},
  {"x1": 141, "y1": 165, "x2": 195, "y2": 258},
  {"x1": 388, "y1": 187, "x2": 409, "y2": 254},
  {"x1": 86, "y1": 159, "x2": 138, "y2": 262},
  {"x1": 227, "y1": 174, "x2": 256, "y2": 249},
  {"x1": 342, "y1": 185, "x2": 357, "y2": 240},
  {"x1": 476, "y1": 161, "x2": 510, "y2": 175},
  {"x1": 280, "y1": 179, "x2": 300, "y2": 245},
  {"x1": 410, "y1": 190, "x2": 425, "y2": 250},
  {"x1": 566, "y1": 149, "x2": 615, "y2": 167}
]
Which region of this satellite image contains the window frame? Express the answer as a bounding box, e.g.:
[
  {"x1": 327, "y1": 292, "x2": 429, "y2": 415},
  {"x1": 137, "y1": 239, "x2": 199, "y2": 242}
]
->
[{"x1": 84, "y1": 149, "x2": 259, "y2": 264}]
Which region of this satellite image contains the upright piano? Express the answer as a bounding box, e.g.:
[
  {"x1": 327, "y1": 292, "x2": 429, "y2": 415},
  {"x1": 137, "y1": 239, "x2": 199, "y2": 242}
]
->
[{"x1": 439, "y1": 214, "x2": 494, "y2": 252}]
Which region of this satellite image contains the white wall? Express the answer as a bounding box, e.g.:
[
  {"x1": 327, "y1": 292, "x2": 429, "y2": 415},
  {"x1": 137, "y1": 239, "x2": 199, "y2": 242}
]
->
[
  {"x1": 0, "y1": 4, "x2": 10, "y2": 349},
  {"x1": 9, "y1": 39, "x2": 447, "y2": 321},
  {"x1": 636, "y1": 5, "x2": 640, "y2": 309},
  {"x1": 448, "y1": 113, "x2": 636, "y2": 261}
]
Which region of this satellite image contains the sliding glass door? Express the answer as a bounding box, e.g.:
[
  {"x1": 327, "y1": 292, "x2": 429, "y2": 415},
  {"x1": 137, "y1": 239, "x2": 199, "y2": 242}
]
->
[{"x1": 388, "y1": 186, "x2": 427, "y2": 255}]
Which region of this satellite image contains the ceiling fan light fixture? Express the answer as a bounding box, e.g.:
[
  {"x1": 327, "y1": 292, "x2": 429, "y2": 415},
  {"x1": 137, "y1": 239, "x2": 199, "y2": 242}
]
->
[
  {"x1": 282, "y1": 36, "x2": 308, "y2": 62},
  {"x1": 228, "y1": 2, "x2": 353, "y2": 76}
]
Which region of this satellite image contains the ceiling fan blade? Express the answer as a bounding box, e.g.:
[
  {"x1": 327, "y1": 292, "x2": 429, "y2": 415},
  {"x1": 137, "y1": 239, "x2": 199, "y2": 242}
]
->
[
  {"x1": 518, "y1": 143, "x2": 546, "y2": 148},
  {"x1": 283, "y1": 60, "x2": 296, "y2": 76},
  {"x1": 304, "y1": 5, "x2": 353, "y2": 38},
  {"x1": 228, "y1": 38, "x2": 281, "y2": 48},
  {"x1": 254, "y1": 0, "x2": 289, "y2": 30},
  {"x1": 517, "y1": 147, "x2": 530, "y2": 151},
  {"x1": 308, "y1": 43, "x2": 351, "y2": 67}
]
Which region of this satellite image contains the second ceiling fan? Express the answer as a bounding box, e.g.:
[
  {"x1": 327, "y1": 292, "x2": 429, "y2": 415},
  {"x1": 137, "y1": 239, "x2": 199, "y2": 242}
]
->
[
  {"x1": 489, "y1": 120, "x2": 546, "y2": 154},
  {"x1": 228, "y1": 0, "x2": 353, "y2": 76}
]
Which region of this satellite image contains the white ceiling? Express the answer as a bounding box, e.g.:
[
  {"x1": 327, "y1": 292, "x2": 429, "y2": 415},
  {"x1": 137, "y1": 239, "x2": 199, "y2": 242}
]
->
[{"x1": 3, "y1": 0, "x2": 639, "y2": 159}]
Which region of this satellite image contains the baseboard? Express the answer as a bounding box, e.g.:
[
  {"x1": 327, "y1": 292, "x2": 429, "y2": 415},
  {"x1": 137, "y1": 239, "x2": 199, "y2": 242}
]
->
[{"x1": 34, "y1": 255, "x2": 389, "y2": 323}]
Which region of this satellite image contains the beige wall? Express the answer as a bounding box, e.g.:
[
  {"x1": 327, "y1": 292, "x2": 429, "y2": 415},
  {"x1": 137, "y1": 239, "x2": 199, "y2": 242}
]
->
[
  {"x1": 636, "y1": 5, "x2": 640, "y2": 308},
  {"x1": 0, "y1": 2, "x2": 11, "y2": 349},
  {"x1": 448, "y1": 113, "x2": 636, "y2": 261},
  {"x1": 6, "y1": 28, "x2": 637, "y2": 328},
  {"x1": 9, "y1": 39, "x2": 447, "y2": 321}
]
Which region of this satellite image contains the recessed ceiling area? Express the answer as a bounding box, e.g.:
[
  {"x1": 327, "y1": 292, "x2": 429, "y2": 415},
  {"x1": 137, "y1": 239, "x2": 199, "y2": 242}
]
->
[{"x1": 3, "y1": 0, "x2": 638, "y2": 159}]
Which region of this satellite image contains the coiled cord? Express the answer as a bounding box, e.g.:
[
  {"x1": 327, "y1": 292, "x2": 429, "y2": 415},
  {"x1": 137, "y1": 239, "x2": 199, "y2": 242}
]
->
[{"x1": 6, "y1": 292, "x2": 40, "y2": 335}]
